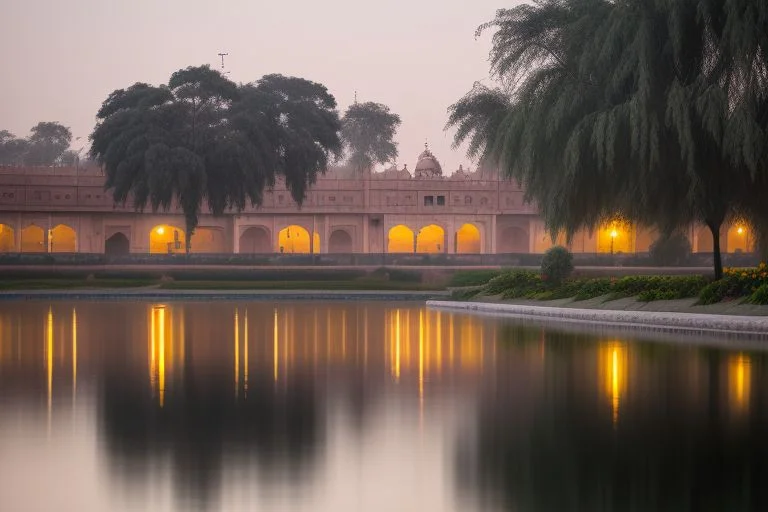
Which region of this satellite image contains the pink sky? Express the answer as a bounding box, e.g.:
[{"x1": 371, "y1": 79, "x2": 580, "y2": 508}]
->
[{"x1": 0, "y1": 0, "x2": 517, "y2": 173}]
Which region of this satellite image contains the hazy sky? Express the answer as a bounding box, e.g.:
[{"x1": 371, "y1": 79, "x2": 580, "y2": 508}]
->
[{"x1": 0, "y1": 0, "x2": 515, "y2": 173}]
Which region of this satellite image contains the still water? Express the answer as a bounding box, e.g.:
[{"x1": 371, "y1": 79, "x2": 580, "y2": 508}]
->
[{"x1": 1, "y1": 301, "x2": 767, "y2": 512}]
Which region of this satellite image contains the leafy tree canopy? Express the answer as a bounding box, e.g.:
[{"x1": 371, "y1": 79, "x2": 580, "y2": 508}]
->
[
  {"x1": 447, "y1": 0, "x2": 768, "y2": 278},
  {"x1": 341, "y1": 101, "x2": 401, "y2": 174},
  {"x1": 0, "y1": 122, "x2": 73, "y2": 166},
  {"x1": 89, "y1": 65, "x2": 342, "y2": 252}
]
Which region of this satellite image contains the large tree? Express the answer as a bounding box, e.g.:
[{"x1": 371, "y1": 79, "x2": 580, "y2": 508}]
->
[
  {"x1": 89, "y1": 65, "x2": 342, "y2": 253},
  {"x1": 340, "y1": 101, "x2": 401, "y2": 175},
  {"x1": 447, "y1": 0, "x2": 765, "y2": 279},
  {"x1": 25, "y1": 121, "x2": 72, "y2": 165},
  {"x1": 0, "y1": 130, "x2": 29, "y2": 166}
]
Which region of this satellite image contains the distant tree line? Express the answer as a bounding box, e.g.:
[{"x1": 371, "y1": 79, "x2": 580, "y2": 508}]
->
[
  {"x1": 447, "y1": 0, "x2": 768, "y2": 278},
  {"x1": 0, "y1": 122, "x2": 80, "y2": 166}
]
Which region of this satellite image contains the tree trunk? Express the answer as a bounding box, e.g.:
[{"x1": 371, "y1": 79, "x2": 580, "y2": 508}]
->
[
  {"x1": 185, "y1": 222, "x2": 194, "y2": 256},
  {"x1": 706, "y1": 220, "x2": 723, "y2": 280}
]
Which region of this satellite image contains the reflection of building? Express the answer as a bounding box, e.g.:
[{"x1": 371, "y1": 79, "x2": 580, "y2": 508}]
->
[{"x1": 0, "y1": 145, "x2": 752, "y2": 256}]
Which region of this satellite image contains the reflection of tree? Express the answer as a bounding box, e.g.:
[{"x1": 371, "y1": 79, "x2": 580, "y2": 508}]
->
[
  {"x1": 99, "y1": 362, "x2": 324, "y2": 508},
  {"x1": 460, "y1": 330, "x2": 768, "y2": 511}
]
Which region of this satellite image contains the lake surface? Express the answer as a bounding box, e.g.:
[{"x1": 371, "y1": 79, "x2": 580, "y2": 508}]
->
[{"x1": 1, "y1": 301, "x2": 768, "y2": 512}]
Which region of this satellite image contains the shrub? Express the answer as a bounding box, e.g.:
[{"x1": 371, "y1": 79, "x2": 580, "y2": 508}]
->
[
  {"x1": 541, "y1": 246, "x2": 574, "y2": 285},
  {"x1": 485, "y1": 270, "x2": 541, "y2": 295},
  {"x1": 747, "y1": 283, "x2": 768, "y2": 305},
  {"x1": 649, "y1": 232, "x2": 692, "y2": 266},
  {"x1": 698, "y1": 280, "x2": 731, "y2": 305},
  {"x1": 573, "y1": 278, "x2": 613, "y2": 301},
  {"x1": 613, "y1": 275, "x2": 709, "y2": 301}
]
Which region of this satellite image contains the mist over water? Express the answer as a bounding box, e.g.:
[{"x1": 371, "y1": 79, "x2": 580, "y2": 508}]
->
[{"x1": 1, "y1": 301, "x2": 767, "y2": 511}]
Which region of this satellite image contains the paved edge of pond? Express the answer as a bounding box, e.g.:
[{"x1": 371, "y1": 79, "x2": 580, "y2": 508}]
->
[
  {"x1": 426, "y1": 300, "x2": 768, "y2": 339},
  {"x1": 0, "y1": 289, "x2": 450, "y2": 302}
]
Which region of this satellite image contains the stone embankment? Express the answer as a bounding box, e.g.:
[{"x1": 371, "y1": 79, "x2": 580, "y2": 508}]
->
[{"x1": 427, "y1": 300, "x2": 768, "y2": 339}]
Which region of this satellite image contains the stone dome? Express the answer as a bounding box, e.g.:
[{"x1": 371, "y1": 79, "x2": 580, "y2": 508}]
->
[{"x1": 414, "y1": 143, "x2": 443, "y2": 179}]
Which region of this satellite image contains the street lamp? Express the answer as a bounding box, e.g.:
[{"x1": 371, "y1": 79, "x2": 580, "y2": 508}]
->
[{"x1": 610, "y1": 229, "x2": 618, "y2": 255}]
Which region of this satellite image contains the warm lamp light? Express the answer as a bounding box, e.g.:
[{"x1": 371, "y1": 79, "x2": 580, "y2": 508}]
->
[
  {"x1": 156, "y1": 227, "x2": 165, "y2": 235},
  {"x1": 737, "y1": 226, "x2": 744, "y2": 235},
  {"x1": 610, "y1": 229, "x2": 618, "y2": 239}
]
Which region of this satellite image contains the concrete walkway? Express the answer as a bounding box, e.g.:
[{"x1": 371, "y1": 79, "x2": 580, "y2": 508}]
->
[{"x1": 427, "y1": 299, "x2": 768, "y2": 339}]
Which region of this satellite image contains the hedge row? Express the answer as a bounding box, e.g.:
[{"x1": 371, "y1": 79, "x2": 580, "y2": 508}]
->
[{"x1": 464, "y1": 264, "x2": 768, "y2": 305}]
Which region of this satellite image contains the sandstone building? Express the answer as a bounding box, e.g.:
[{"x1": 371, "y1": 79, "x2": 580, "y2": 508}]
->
[{"x1": 0, "y1": 145, "x2": 754, "y2": 256}]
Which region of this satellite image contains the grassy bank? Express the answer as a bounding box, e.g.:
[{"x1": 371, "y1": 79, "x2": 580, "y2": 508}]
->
[{"x1": 0, "y1": 267, "x2": 445, "y2": 291}]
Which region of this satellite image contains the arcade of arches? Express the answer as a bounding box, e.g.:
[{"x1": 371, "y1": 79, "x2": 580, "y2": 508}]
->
[{"x1": 0, "y1": 219, "x2": 759, "y2": 255}]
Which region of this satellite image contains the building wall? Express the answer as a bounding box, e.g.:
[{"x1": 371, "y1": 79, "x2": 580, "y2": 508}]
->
[{"x1": 0, "y1": 166, "x2": 756, "y2": 255}]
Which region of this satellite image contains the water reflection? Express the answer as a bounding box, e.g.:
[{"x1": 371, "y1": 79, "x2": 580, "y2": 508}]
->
[{"x1": 1, "y1": 302, "x2": 768, "y2": 511}]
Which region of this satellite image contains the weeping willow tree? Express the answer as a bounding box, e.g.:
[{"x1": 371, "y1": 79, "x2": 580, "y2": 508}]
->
[{"x1": 448, "y1": 0, "x2": 766, "y2": 278}]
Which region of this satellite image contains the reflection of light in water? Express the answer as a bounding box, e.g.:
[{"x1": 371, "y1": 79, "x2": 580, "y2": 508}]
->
[
  {"x1": 234, "y1": 308, "x2": 239, "y2": 397},
  {"x1": 611, "y1": 349, "x2": 619, "y2": 424},
  {"x1": 46, "y1": 307, "x2": 53, "y2": 435},
  {"x1": 729, "y1": 354, "x2": 751, "y2": 414},
  {"x1": 395, "y1": 309, "x2": 401, "y2": 381},
  {"x1": 244, "y1": 309, "x2": 249, "y2": 395},
  {"x1": 149, "y1": 305, "x2": 175, "y2": 407},
  {"x1": 273, "y1": 308, "x2": 278, "y2": 382},
  {"x1": 158, "y1": 307, "x2": 166, "y2": 408},
  {"x1": 419, "y1": 310, "x2": 424, "y2": 400},
  {"x1": 72, "y1": 308, "x2": 77, "y2": 402},
  {"x1": 600, "y1": 342, "x2": 627, "y2": 425}
]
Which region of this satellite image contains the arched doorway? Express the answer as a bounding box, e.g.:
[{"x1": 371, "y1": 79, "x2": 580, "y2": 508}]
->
[
  {"x1": 456, "y1": 223, "x2": 481, "y2": 253},
  {"x1": 190, "y1": 227, "x2": 226, "y2": 253},
  {"x1": 105, "y1": 232, "x2": 130, "y2": 256},
  {"x1": 0, "y1": 224, "x2": 15, "y2": 252},
  {"x1": 328, "y1": 229, "x2": 353, "y2": 253},
  {"x1": 239, "y1": 227, "x2": 271, "y2": 253},
  {"x1": 277, "y1": 225, "x2": 319, "y2": 254},
  {"x1": 150, "y1": 225, "x2": 185, "y2": 254},
  {"x1": 388, "y1": 225, "x2": 414, "y2": 253},
  {"x1": 498, "y1": 226, "x2": 529, "y2": 253},
  {"x1": 20, "y1": 224, "x2": 45, "y2": 253},
  {"x1": 416, "y1": 224, "x2": 445, "y2": 253},
  {"x1": 50, "y1": 224, "x2": 77, "y2": 253}
]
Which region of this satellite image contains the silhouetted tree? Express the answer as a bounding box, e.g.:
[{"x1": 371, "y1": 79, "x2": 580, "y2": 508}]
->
[
  {"x1": 24, "y1": 121, "x2": 72, "y2": 165},
  {"x1": 341, "y1": 101, "x2": 401, "y2": 175},
  {"x1": 448, "y1": 0, "x2": 767, "y2": 278},
  {"x1": 90, "y1": 65, "x2": 342, "y2": 252}
]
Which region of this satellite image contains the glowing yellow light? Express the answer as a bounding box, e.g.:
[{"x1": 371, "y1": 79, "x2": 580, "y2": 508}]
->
[
  {"x1": 419, "y1": 309, "x2": 424, "y2": 400},
  {"x1": 273, "y1": 308, "x2": 279, "y2": 382},
  {"x1": 156, "y1": 227, "x2": 165, "y2": 235},
  {"x1": 158, "y1": 306, "x2": 165, "y2": 407},
  {"x1": 395, "y1": 309, "x2": 401, "y2": 381},
  {"x1": 610, "y1": 229, "x2": 618, "y2": 239},
  {"x1": 611, "y1": 348, "x2": 619, "y2": 424},
  {"x1": 737, "y1": 226, "x2": 744, "y2": 235},
  {"x1": 72, "y1": 308, "x2": 77, "y2": 399},
  {"x1": 47, "y1": 308, "x2": 53, "y2": 418},
  {"x1": 729, "y1": 354, "x2": 751, "y2": 413}
]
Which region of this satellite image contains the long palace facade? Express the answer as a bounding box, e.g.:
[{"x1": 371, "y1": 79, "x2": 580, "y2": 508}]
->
[{"x1": 0, "y1": 146, "x2": 755, "y2": 256}]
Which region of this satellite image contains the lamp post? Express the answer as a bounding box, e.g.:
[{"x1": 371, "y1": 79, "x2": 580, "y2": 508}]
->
[{"x1": 610, "y1": 229, "x2": 617, "y2": 255}]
